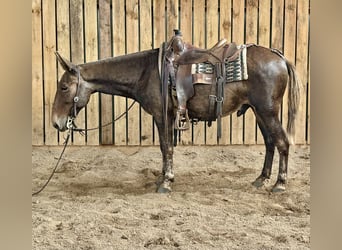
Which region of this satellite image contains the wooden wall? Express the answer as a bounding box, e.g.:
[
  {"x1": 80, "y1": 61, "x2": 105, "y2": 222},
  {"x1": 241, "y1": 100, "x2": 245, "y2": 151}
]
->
[{"x1": 32, "y1": 0, "x2": 310, "y2": 145}]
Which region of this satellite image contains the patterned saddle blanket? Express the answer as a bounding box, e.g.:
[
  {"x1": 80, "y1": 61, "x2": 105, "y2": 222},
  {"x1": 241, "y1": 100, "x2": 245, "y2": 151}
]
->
[{"x1": 191, "y1": 44, "x2": 249, "y2": 85}]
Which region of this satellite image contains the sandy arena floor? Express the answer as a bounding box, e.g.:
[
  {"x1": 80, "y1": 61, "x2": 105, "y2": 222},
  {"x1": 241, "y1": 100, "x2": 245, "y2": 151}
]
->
[{"x1": 32, "y1": 145, "x2": 310, "y2": 249}]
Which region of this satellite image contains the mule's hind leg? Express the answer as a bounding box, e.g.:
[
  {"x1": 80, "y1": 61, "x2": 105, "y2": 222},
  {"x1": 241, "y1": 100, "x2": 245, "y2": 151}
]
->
[
  {"x1": 252, "y1": 115, "x2": 275, "y2": 188},
  {"x1": 257, "y1": 112, "x2": 290, "y2": 192},
  {"x1": 271, "y1": 125, "x2": 290, "y2": 192}
]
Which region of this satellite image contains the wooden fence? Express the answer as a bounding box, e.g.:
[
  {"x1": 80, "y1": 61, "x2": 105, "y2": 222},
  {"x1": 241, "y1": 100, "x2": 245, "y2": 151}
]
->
[{"x1": 32, "y1": 0, "x2": 310, "y2": 146}]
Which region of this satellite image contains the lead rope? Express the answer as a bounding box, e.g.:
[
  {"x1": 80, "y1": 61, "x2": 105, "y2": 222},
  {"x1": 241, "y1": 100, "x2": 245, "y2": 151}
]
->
[
  {"x1": 32, "y1": 130, "x2": 71, "y2": 196},
  {"x1": 32, "y1": 100, "x2": 137, "y2": 196},
  {"x1": 72, "y1": 100, "x2": 136, "y2": 133}
]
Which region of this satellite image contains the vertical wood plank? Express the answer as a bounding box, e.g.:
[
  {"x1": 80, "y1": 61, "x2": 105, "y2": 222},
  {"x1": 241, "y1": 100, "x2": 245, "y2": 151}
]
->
[
  {"x1": 126, "y1": 0, "x2": 140, "y2": 145},
  {"x1": 179, "y1": 0, "x2": 192, "y2": 43},
  {"x1": 42, "y1": 0, "x2": 58, "y2": 145},
  {"x1": 178, "y1": 0, "x2": 193, "y2": 145},
  {"x1": 244, "y1": 0, "x2": 258, "y2": 144},
  {"x1": 219, "y1": 0, "x2": 232, "y2": 145},
  {"x1": 112, "y1": 0, "x2": 127, "y2": 145},
  {"x1": 206, "y1": 0, "x2": 219, "y2": 145},
  {"x1": 306, "y1": 59, "x2": 310, "y2": 144},
  {"x1": 84, "y1": 0, "x2": 99, "y2": 145},
  {"x1": 153, "y1": 0, "x2": 166, "y2": 45},
  {"x1": 231, "y1": 0, "x2": 244, "y2": 144},
  {"x1": 56, "y1": 0, "x2": 70, "y2": 90},
  {"x1": 166, "y1": 0, "x2": 178, "y2": 151},
  {"x1": 283, "y1": 0, "x2": 297, "y2": 144},
  {"x1": 271, "y1": 0, "x2": 284, "y2": 51},
  {"x1": 99, "y1": 0, "x2": 114, "y2": 144},
  {"x1": 258, "y1": 0, "x2": 271, "y2": 47},
  {"x1": 284, "y1": 0, "x2": 296, "y2": 63},
  {"x1": 257, "y1": 0, "x2": 271, "y2": 144},
  {"x1": 32, "y1": 0, "x2": 44, "y2": 145},
  {"x1": 56, "y1": 0, "x2": 70, "y2": 145},
  {"x1": 152, "y1": 0, "x2": 166, "y2": 145},
  {"x1": 295, "y1": 0, "x2": 309, "y2": 144},
  {"x1": 70, "y1": 0, "x2": 85, "y2": 145},
  {"x1": 140, "y1": 0, "x2": 154, "y2": 145},
  {"x1": 192, "y1": 0, "x2": 206, "y2": 145},
  {"x1": 167, "y1": 0, "x2": 179, "y2": 37},
  {"x1": 220, "y1": 0, "x2": 232, "y2": 41},
  {"x1": 270, "y1": 0, "x2": 285, "y2": 137}
]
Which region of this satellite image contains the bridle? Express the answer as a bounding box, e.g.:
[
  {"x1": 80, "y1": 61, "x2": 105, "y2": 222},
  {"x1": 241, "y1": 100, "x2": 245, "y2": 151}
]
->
[{"x1": 66, "y1": 66, "x2": 81, "y2": 130}]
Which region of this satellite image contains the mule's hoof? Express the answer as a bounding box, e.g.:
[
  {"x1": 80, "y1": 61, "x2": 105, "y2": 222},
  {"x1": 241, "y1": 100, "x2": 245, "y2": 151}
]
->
[
  {"x1": 271, "y1": 184, "x2": 286, "y2": 193},
  {"x1": 252, "y1": 179, "x2": 264, "y2": 188},
  {"x1": 252, "y1": 176, "x2": 269, "y2": 188},
  {"x1": 156, "y1": 181, "x2": 172, "y2": 193},
  {"x1": 157, "y1": 186, "x2": 172, "y2": 193}
]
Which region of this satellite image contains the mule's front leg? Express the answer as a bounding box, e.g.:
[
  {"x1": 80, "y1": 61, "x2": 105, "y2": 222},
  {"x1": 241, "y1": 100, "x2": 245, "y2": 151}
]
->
[
  {"x1": 157, "y1": 143, "x2": 174, "y2": 193},
  {"x1": 155, "y1": 120, "x2": 174, "y2": 193}
]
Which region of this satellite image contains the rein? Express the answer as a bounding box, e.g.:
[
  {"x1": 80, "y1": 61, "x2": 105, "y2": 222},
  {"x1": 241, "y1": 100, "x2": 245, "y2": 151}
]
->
[
  {"x1": 32, "y1": 66, "x2": 137, "y2": 196},
  {"x1": 69, "y1": 66, "x2": 137, "y2": 133},
  {"x1": 32, "y1": 131, "x2": 71, "y2": 196},
  {"x1": 71, "y1": 100, "x2": 136, "y2": 133}
]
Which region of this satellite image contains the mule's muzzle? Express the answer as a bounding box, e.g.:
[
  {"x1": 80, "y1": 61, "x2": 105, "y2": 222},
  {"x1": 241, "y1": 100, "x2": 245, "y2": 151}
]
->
[
  {"x1": 53, "y1": 122, "x2": 60, "y2": 130},
  {"x1": 52, "y1": 121, "x2": 67, "y2": 132},
  {"x1": 52, "y1": 114, "x2": 69, "y2": 132}
]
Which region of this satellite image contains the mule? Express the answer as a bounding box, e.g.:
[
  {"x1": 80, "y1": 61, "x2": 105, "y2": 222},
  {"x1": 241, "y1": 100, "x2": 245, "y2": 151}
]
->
[{"x1": 52, "y1": 43, "x2": 301, "y2": 193}]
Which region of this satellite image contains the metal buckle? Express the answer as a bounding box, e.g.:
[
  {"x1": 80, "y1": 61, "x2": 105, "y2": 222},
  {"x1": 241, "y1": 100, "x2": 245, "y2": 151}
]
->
[
  {"x1": 216, "y1": 96, "x2": 224, "y2": 103},
  {"x1": 66, "y1": 116, "x2": 74, "y2": 129},
  {"x1": 209, "y1": 94, "x2": 223, "y2": 103}
]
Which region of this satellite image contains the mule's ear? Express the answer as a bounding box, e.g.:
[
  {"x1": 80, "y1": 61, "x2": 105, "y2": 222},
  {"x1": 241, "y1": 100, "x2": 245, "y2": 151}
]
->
[{"x1": 55, "y1": 51, "x2": 77, "y2": 73}]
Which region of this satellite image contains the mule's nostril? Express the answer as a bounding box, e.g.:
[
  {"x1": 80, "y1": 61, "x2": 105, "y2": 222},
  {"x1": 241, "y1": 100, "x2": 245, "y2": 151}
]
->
[{"x1": 53, "y1": 122, "x2": 60, "y2": 130}]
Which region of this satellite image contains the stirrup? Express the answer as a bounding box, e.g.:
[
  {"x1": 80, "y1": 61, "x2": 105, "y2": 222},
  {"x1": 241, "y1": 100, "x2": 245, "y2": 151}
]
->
[{"x1": 175, "y1": 109, "x2": 190, "y2": 130}]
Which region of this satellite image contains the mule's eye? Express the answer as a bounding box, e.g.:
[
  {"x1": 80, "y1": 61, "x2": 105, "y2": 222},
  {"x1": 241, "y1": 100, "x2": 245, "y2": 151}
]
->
[{"x1": 61, "y1": 85, "x2": 68, "y2": 92}]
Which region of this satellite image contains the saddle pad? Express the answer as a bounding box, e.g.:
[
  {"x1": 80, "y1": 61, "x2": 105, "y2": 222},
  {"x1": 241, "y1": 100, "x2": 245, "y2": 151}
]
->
[{"x1": 191, "y1": 44, "x2": 248, "y2": 84}]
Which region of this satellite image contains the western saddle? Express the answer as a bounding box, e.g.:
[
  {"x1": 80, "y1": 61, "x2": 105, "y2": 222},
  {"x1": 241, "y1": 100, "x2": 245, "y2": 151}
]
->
[{"x1": 162, "y1": 29, "x2": 243, "y2": 137}]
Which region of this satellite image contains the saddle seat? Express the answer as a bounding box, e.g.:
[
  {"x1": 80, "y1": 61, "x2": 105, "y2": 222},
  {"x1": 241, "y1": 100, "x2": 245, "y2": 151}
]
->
[{"x1": 175, "y1": 39, "x2": 240, "y2": 65}]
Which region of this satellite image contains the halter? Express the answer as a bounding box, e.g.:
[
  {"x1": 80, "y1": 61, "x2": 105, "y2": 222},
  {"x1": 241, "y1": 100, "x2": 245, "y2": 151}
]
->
[{"x1": 66, "y1": 66, "x2": 81, "y2": 130}]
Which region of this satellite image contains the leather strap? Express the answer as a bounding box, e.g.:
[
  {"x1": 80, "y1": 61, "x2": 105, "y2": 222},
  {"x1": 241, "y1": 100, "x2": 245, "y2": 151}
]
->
[
  {"x1": 215, "y1": 62, "x2": 225, "y2": 139},
  {"x1": 160, "y1": 42, "x2": 170, "y2": 142},
  {"x1": 192, "y1": 73, "x2": 214, "y2": 84}
]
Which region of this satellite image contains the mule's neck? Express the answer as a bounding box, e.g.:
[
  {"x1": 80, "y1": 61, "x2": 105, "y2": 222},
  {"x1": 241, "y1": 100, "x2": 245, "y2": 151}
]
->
[{"x1": 79, "y1": 49, "x2": 158, "y2": 99}]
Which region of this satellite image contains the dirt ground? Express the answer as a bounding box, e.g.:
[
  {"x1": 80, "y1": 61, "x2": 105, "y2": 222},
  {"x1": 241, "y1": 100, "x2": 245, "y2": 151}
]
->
[{"x1": 32, "y1": 144, "x2": 310, "y2": 250}]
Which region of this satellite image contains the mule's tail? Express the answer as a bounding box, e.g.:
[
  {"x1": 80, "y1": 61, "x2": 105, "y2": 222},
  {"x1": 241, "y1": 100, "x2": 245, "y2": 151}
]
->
[{"x1": 285, "y1": 60, "x2": 301, "y2": 144}]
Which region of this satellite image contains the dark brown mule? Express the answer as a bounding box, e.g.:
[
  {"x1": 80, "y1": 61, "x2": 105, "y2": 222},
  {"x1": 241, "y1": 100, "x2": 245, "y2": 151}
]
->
[{"x1": 52, "y1": 44, "x2": 300, "y2": 193}]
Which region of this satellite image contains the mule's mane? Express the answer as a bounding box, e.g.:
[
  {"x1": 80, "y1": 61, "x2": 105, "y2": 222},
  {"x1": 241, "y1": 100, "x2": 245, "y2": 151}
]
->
[
  {"x1": 79, "y1": 49, "x2": 158, "y2": 84},
  {"x1": 80, "y1": 49, "x2": 158, "y2": 68},
  {"x1": 78, "y1": 48, "x2": 159, "y2": 98}
]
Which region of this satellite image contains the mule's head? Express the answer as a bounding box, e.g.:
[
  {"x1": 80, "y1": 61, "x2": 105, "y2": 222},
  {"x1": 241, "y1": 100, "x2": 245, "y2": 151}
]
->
[{"x1": 52, "y1": 52, "x2": 93, "y2": 131}]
